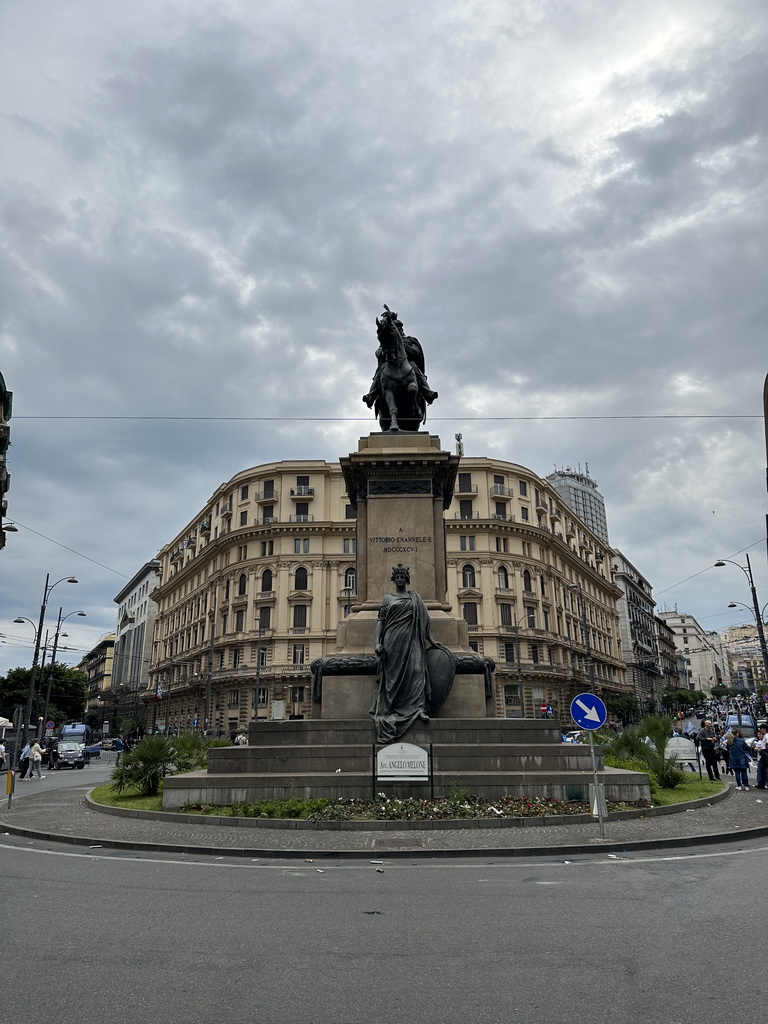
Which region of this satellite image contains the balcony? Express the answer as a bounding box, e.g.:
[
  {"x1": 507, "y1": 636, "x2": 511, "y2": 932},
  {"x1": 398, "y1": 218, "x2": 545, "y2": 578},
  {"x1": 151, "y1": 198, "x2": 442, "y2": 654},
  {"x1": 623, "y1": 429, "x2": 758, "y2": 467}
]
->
[
  {"x1": 221, "y1": 506, "x2": 233, "y2": 518},
  {"x1": 290, "y1": 514, "x2": 314, "y2": 523},
  {"x1": 453, "y1": 511, "x2": 479, "y2": 520},
  {"x1": 289, "y1": 627, "x2": 307, "y2": 634},
  {"x1": 262, "y1": 516, "x2": 279, "y2": 525},
  {"x1": 490, "y1": 513, "x2": 508, "y2": 521},
  {"x1": 490, "y1": 484, "x2": 513, "y2": 499},
  {"x1": 254, "y1": 490, "x2": 279, "y2": 503},
  {"x1": 535, "y1": 498, "x2": 548, "y2": 513},
  {"x1": 454, "y1": 484, "x2": 478, "y2": 496},
  {"x1": 290, "y1": 487, "x2": 315, "y2": 499}
]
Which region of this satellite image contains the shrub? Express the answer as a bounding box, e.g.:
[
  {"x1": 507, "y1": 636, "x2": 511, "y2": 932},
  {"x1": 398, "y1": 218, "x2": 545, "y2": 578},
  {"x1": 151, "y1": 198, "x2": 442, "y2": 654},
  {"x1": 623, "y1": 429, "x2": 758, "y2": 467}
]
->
[{"x1": 110, "y1": 735, "x2": 177, "y2": 796}]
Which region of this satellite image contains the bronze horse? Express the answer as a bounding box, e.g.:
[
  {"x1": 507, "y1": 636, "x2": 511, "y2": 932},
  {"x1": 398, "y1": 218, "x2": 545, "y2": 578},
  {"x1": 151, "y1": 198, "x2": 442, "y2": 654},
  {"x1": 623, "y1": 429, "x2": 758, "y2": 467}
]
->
[{"x1": 363, "y1": 306, "x2": 437, "y2": 432}]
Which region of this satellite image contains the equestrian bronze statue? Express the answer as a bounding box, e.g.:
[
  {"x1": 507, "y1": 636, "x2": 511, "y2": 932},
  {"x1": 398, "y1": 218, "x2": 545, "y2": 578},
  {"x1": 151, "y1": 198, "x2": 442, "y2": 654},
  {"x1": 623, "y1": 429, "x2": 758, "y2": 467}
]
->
[{"x1": 363, "y1": 306, "x2": 438, "y2": 432}]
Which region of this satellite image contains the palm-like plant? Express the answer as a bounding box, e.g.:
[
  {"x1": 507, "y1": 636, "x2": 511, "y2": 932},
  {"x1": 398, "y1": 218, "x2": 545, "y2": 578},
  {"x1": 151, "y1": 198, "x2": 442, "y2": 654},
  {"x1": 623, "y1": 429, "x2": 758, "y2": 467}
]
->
[{"x1": 110, "y1": 735, "x2": 177, "y2": 796}]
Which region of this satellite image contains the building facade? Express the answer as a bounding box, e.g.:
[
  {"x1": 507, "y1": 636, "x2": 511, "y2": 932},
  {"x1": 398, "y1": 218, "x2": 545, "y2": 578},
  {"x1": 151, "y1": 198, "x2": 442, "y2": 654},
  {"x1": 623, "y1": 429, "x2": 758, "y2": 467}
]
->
[
  {"x1": 657, "y1": 611, "x2": 727, "y2": 692},
  {"x1": 146, "y1": 455, "x2": 629, "y2": 736},
  {"x1": 546, "y1": 466, "x2": 609, "y2": 546},
  {"x1": 611, "y1": 550, "x2": 661, "y2": 712},
  {"x1": 112, "y1": 561, "x2": 160, "y2": 735},
  {"x1": 79, "y1": 634, "x2": 115, "y2": 726}
]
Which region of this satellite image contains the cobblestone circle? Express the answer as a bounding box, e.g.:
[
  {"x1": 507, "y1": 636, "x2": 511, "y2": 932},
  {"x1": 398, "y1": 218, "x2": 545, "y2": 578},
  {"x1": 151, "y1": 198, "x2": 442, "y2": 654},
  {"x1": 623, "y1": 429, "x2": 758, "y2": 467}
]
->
[{"x1": 3, "y1": 781, "x2": 768, "y2": 857}]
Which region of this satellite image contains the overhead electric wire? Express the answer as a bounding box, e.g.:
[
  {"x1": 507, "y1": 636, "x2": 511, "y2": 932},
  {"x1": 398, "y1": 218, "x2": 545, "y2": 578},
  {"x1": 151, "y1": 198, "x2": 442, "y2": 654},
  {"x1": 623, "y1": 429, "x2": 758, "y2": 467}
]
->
[{"x1": 12, "y1": 413, "x2": 762, "y2": 421}]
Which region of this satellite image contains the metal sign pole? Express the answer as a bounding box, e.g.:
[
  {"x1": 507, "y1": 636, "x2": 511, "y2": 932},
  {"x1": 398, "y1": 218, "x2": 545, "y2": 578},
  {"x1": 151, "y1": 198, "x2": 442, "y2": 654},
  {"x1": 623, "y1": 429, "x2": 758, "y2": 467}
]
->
[{"x1": 587, "y1": 731, "x2": 605, "y2": 838}]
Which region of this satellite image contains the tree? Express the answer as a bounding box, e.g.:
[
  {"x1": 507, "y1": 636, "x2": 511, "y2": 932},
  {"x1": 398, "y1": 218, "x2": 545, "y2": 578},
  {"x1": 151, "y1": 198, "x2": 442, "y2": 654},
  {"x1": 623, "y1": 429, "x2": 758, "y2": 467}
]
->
[
  {"x1": 0, "y1": 663, "x2": 87, "y2": 728},
  {"x1": 606, "y1": 694, "x2": 639, "y2": 726}
]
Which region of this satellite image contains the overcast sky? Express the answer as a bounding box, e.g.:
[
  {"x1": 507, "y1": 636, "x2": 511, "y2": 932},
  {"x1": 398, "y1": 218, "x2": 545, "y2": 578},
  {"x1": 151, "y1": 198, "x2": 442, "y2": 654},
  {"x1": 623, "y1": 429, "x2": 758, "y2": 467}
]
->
[{"x1": 1, "y1": 0, "x2": 766, "y2": 677}]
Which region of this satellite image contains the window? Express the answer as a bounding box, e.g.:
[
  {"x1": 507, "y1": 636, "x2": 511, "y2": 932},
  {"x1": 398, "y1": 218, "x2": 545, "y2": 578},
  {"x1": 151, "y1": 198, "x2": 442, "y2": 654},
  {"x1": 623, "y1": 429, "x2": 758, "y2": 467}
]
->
[
  {"x1": 468, "y1": 641, "x2": 479, "y2": 652},
  {"x1": 543, "y1": 609, "x2": 549, "y2": 631},
  {"x1": 519, "y1": 480, "x2": 528, "y2": 497},
  {"x1": 263, "y1": 479, "x2": 275, "y2": 499},
  {"x1": 261, "y1": 569, "x2": 273, "y2": 592},
  {"x1": 499, "y1": 603, "x2": 512, "y2": 626},
  {"x1": 295, "y1": 502, "x2": 309, "y2": 520},
  {"x1": 498, "y1": 565, "x2": 509, "y2": 588},
  {"x1": 291, "y1": 686, "x2": 305, "y2": 703},
  {"x1": 503, "y1": 642, "x2": 515, "y2": 663},
  {"x1": 237, "y1": 544, "x2": 248, "y2": 561},
  {"x1": 261, "y1": 540, "x2": 274, "y2": 556},
  {"x1": 233, "y1": 647, "x2": 242, "y2": 667},
  {"x1": 459, "y1": 535, "x2": 475, "y2": 552},
  {"x1": 495, "y1": 502, "x2": 506, "y2": 519},
  {"x1": 345, "y1": 504, "x2": 356, "y2": 519},
  {"x1": 228, "y1": 689, "x2": 240, "y2": 708},
  {"x1": 235, "y1": 609, "x2": 245, "y2": 632},
  {"x1": 238, "y1": 573, "x2": 247, "y2": 596},
  {"x1": 294, "y1": 566, "x2": 308, "y2": 590},
  {"x1": 241, "y1": 485, "x2": 249, "y2": 500},
  {"x1": 262, "y1": 505, "x2": 274, "y2": 523},
  {"x1": 530, "y1": 644, "x2": 540, "y2": 664},
  {"x1": 459, "y1": 499, "x2": 474, "y2": 520},
  {"x1": 239, "y1": 510, "x2": 248, "y2": 526},
  {"x1": 463, "y1": 602, "x2": 478, "y2": 626},
  {"x1": 522, "y1": 541, "x2": 532, "y2": 556},
  {"x1": 224, "y1": 579, "x2": 231, "y2": 600},
  {"x1": 257, "y1": 687, "x2": 269, "y2": 707},
  {"x1": 294, "y1": 538, "x2": 310, "y2": 554},
  {"x1": 344, "y1": 567, "x2": 356, "y2": 592},
  {"x1": 296, "y1": 475, "x2": 309, "y2": 487},
  {"x1": 461, "y1": 564, "x2": 476, "y2": 588},
  {"x1": 520, "y1": 506, "x2": 529, "y2": 521},
  {"x1": 258, "y1": 605, "x2": 271, "y2": 630},
  {"x1": 343, "y1": 538, "x2": 357, "y2": 554},
  {"x1": 683, "y1": 637, "x2": 689, "y2": 644},
  {"x1": 219, "y1": 651, "x2": 225, "y2": 668},
  {"x1": 504, "y1": 684, "x2": 521, "y2": 705},
  {"x1": 540, "y1": 575, "x2": 546, "y2": 596},
  {"x1": 256, "y1": 646, "x2": 268, "y2": 666},
  {"x1": 221, "y1": 613, "x2": 228, "y2": 635},
  {"x1": 293, "y1": 604, "x2": 307, "y2": 629},
  {"x1": 523, "y1": 570, "x2": 532, "y2": 592},
  {"x1": 526, "y1": 606, "x2": 536, "y2": 628},
  {"x1": 495, "y1": 537, "x2": 508, "y2": 553},
  {"x1": 292, "y1": 644, "x2": 305, "y2": 664},
  {"x1": 458, "y1": 472, "x2": 472, "y2": 492}
]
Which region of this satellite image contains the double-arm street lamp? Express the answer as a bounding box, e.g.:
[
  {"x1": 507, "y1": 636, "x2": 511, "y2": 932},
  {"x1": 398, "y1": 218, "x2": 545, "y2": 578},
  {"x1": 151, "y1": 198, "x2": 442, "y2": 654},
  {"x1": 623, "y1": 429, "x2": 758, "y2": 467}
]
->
[
  {"x1": 12, "y1": 574, "x2": 78, "y2": 765},
  {"x1": 715, "y1": 555, "x2": 768, "y2": 688},
  {"x1": 38, "y1": 607, "x2": 87, "y2": 739}
]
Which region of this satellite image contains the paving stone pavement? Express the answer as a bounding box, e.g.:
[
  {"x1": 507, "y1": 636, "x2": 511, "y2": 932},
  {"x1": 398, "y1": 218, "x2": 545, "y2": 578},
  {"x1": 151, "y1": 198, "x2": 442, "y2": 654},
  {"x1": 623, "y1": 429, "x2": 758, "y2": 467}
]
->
[{"x1": 4, "y1": 781, "x2": 768, "y2": 857}]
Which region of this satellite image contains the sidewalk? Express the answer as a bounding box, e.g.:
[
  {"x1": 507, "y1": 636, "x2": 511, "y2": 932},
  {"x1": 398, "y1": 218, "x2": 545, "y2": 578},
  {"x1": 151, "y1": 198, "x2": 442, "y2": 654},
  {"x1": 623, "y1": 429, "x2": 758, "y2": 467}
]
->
[{"x1": 4, "y1": 780, "x2": 768, "y2": 858}]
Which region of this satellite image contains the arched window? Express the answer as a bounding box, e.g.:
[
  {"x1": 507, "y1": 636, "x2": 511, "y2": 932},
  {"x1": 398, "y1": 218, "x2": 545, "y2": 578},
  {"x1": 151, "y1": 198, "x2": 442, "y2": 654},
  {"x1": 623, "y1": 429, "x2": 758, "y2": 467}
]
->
[
  {"x1": 294, "y1": 566, "x2": 308, "y2": 590},
  {"x1": 261, "y1": 568, "x2": 273, "y2": 593},
  {"x1": 462, "y1": 564, "x2": 476, "y2": 588},
  {"x1": 497, "y1": 565, "x2": 509, "y2": 589},
  {"x1": 238, "y1": 573, "x2": 247, "y2": 597},
  {"x1": 344, "y1": 567, "x2": 356, "y2": 592},
  {"x1": 523, "y1": 569, "x2": 532, "y2": 592}
]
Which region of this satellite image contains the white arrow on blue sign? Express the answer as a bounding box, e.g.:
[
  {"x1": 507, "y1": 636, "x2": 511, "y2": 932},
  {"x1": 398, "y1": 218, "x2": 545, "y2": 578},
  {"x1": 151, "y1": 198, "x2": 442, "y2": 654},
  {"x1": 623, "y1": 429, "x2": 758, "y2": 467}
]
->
[{"x1": 570, "y1": 692, "x2": 607, "y2": 730}]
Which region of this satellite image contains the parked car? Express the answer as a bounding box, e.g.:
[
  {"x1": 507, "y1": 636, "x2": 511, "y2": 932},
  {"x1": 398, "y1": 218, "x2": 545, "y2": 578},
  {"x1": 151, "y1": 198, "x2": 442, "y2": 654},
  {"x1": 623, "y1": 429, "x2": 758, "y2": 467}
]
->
[{"x1": 54, "y1": 740, "x2": 89, "y2": 769}]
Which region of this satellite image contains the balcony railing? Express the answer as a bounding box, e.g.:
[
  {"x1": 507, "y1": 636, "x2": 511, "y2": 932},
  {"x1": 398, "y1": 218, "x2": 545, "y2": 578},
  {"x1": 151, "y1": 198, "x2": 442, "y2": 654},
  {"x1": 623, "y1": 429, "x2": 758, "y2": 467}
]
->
[
  {"x1": 290, "y1": 487, "x2": 315, "y2": 498},
  {"x1": 490, "y1": 484, "x2": 513, "y2": 498},
  {"x1": 454, "y1": 511, "x2": 480, "y2": 519},
  {"x1": 262, "y1": 516, "x2": 279, "y2": 525},
  {"x1": 254, "y1": 491, "x2": 278, "y2": 503},
  {"x1": 290, "y1": 514, "x2": 314, "y2": 523}
]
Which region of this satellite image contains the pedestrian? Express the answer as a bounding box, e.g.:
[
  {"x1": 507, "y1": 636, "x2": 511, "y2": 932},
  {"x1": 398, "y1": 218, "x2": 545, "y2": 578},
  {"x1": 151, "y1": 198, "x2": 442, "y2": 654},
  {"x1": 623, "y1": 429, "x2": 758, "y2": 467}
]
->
[
  {"x1": 18, "y1": 740, "x2": 31, "y2": 780},
  {"x1": 697, "y1": 720, "x2": 721, "y2": 781},
  {"x1": 27, "y1": 739, "x2": 45, "y2": 780},
  {"x1": 113, "y1": 736, "x2": 125, "y2": 766},
  {"x1": 727, "y1": 728, "x2": 752, "y2": 791},
  {"x1": 0, "y1": 738, "x2": 6, "y2": 770},
  {"x1": 233, "y1": 730, "x2": 248, "y2": 746},
  {"x1": 755, "y1": 727, "x2": 767, "y2": 790}
]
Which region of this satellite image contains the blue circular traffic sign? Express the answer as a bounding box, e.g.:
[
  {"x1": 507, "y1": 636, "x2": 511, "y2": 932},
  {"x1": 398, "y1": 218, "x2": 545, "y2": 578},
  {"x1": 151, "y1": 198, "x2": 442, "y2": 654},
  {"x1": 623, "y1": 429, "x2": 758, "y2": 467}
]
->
[{"x1": 570, "y1": 693, "x2": 607, "y2": 730}]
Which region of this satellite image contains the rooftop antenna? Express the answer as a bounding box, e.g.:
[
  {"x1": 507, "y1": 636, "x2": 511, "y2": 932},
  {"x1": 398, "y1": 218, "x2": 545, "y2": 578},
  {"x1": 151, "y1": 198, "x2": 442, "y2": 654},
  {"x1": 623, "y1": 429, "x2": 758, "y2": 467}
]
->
[{"x1": 455, "y1": 433, "x2": 464, "y2": 457}]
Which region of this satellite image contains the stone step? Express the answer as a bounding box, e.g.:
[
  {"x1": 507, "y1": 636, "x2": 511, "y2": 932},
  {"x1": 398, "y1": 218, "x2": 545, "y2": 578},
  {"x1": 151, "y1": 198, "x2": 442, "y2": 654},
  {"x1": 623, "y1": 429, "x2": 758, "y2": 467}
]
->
[
  {"x1": 163, "y1": 767, "x2": 648, "y2": 808},
  {"x1": 246, "y1": 718, "x2": 565, "y2": 747},
  {"x1": 208, "y1": 743, "x2": 600, "y2": 775}
]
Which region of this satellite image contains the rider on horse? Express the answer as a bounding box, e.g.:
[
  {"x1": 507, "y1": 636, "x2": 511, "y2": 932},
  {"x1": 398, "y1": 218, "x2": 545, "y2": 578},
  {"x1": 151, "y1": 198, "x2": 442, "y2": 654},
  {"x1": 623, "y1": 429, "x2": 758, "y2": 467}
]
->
[{"x1": 363, "y1": 307, "x2": 438, "y2": 430}]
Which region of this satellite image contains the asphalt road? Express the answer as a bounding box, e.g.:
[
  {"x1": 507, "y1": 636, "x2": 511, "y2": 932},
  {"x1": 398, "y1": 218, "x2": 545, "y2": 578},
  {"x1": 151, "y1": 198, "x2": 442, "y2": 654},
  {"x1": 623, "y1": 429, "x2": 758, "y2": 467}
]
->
[
  {"x1": 9, "y1": 758, "x2": 114, "y2": 795},
  {"x1": 1, "y1": 827, "x2": 764, "y2": 1024}
]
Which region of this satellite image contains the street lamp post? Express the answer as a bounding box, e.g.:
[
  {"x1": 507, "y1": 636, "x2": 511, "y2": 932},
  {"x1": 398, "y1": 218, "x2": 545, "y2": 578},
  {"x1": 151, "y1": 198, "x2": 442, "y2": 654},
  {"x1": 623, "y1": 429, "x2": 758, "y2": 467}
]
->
[
  {"x1": 716, "y1": 555, "x2": 768, "y2": 688},
  {"x1": 12, "y1": 574, "x2": 79, "y2": 767},
  {"x1": 39, "y1": 607, "x2": 87, "y2": 740}
]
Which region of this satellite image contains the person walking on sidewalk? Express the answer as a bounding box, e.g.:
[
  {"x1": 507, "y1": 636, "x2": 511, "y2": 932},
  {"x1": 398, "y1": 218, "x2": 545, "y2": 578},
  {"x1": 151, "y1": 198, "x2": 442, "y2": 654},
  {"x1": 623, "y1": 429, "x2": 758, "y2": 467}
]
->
[
  {"x1": 727, "y1": 728, "x2": 752, "y2": 791},
  {"x1": 27, "y1": 739, "x2": 45, "y2": 780},
  {"x1": 18, "y1": 740, "x2": 31, "y2": 780},
  {"x1": 113, "y1": 736, "x2": 125, "y2": 766},
  {"x1": 755, "y1": 727, "x2": 767, "y2": 789},
  {"x1": 697, "y1": 720, "x2": 721, "y2": 782},
  {"x1": 0, "y1": 738, "x2": 6, "y2": 771}
]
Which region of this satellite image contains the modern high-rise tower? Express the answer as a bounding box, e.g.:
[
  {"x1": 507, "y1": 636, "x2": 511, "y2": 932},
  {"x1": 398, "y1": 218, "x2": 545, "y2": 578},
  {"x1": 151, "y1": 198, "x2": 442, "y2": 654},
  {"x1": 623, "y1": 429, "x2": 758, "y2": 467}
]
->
[{"x1": 546, "y1": 465, "x2": 609, "y2": 546}]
